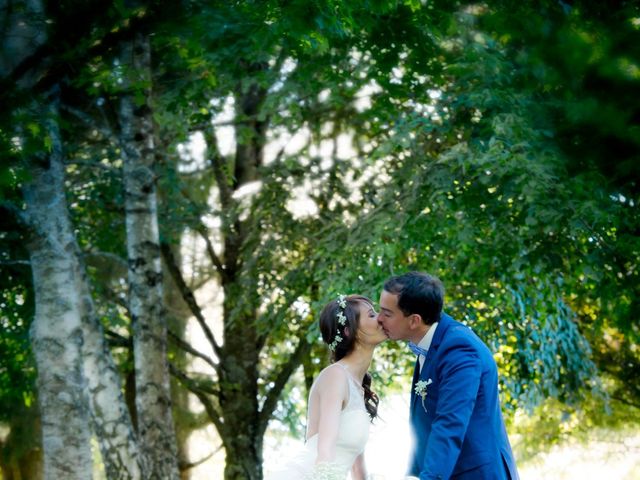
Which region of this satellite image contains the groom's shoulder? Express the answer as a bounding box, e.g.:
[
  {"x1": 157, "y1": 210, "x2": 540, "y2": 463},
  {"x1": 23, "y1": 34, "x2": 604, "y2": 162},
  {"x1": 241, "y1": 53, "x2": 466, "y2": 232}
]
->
[
  {"x1": 439, "y1": 314, "x2": 484, "y2": 347},
  {"x1": 440, "y1": 313, "x2": 473, "y2": 337}
]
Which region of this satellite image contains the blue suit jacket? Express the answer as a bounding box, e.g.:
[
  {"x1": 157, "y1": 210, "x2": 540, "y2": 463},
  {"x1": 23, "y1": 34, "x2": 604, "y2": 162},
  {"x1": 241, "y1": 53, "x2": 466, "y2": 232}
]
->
[{"x1": 408, "y1": 313, "x2": 519, "y2": 480}]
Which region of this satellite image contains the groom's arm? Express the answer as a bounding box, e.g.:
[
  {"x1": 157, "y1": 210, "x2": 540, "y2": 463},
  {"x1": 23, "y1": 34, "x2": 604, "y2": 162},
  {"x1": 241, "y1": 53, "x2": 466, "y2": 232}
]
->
[{"x1": 418, "y1": 337, "x2": 482, "y2": 480}]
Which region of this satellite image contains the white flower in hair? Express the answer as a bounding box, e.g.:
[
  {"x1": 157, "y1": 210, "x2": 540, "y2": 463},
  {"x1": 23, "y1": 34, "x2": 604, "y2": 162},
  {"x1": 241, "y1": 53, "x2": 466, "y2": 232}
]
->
[
  {"x1": 328, "y1": 335, "x2": 343, "y2": 351},
  {"x1": 337, "y1": 294, "x2": 347, "y2": 309},
  {"x1": 327, "y1": 293, "x2": 348, "y2": 351}
]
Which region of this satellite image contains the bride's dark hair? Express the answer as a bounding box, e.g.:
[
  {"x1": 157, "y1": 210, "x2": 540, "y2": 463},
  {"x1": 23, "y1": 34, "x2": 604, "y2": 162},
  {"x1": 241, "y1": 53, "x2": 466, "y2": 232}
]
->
[{"x1": 319, "y1": 295, "x2": 380, "y2": 420}]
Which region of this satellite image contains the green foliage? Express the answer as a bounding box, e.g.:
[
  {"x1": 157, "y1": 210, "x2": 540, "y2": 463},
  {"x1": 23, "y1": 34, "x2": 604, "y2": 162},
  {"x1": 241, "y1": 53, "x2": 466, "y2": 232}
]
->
[
  {"x1": 245, "y1": 0, "x2": 639, "y2": 443},
  {"x1": 1, "y1": 0, "x2": 638, "y2": 469},
  {"x1": 0, "y1": 281, "x2": 35, "y2": 417},
  {"x1": 0, "y1": 213, "x2": 35, "y2": 421}
]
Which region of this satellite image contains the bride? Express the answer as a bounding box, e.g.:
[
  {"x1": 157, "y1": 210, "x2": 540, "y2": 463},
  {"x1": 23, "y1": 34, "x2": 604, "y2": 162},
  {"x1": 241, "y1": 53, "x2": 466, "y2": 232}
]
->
[{"x1": 267, "y1": 294, "x2": 387, "y2": 480}]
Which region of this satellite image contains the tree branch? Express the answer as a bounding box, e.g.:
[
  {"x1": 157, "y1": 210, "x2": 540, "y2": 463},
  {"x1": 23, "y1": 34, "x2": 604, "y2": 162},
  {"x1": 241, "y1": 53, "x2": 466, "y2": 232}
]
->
[
  {"x1": 64, "y1": 159, "x2": 119, "y2": 173},
  {"x1": 195, "y1": 225, "x2": 228, "y2": 283},
  {"x1": 204, "y1": 129, "x2": 233, "y2": 209},
  {"x1": 255, "y1": 266, "x2": 317, "y2": 351},
  {"x1": 168, "y1": 328, "x2": 218, "y2": 370},
  {"x1": 175, "y1": 185, "x2": 228, "y2": 281},
  {"x1": 169, "y1": 363, "x2": 228, "y2": 444},
  {"x1": 83, "y1": 251, "x2": 128, "y2": 270},
  {"x1": 169, "y1": 365, "x2": 218, "y2": 396},
  {"x1": 104, "y1": 329, "x2": 132, "y2": 348},
  {"x1": 1, "y1": 3, "x2": 159, "y2": 102},
  {"x1": 0, "y1": 202, "x2": 29, "y2": 227},
  {"x1": 258, "y1": 336, "x2": 312, "y2": 436},
  {"x1": 178, "y1": 446, "x2": 221, "y2": 473},
  {"x1": 0, "y1": 259, "x2": 30, "y2": 266},
  {"x1": 611, "y1": 395, "x2": 640, "y2": 411},
  {"x1": 60, "y1": 103, "x2": 117, "y2": 143},
  {"x1": 160, "y1": 242, "x2": 222, "y2": 357}
]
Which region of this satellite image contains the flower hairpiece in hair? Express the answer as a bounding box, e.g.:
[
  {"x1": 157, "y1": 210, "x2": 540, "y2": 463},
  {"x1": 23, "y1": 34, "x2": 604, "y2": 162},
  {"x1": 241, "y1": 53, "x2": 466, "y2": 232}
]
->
[{"x1": 328, "y1": 294, "x2": 348, "y2": 351}]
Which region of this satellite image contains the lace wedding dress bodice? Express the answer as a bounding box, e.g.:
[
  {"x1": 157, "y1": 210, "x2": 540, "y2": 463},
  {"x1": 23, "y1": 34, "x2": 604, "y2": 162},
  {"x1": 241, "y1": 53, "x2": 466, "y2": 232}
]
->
[{"x1": 266, "y1": 364, "x2": 371, "y2": 480}]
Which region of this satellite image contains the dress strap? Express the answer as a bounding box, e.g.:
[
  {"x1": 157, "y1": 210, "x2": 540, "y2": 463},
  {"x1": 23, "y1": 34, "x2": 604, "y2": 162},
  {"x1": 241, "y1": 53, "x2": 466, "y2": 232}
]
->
[
  {"x1": 333, "y1": 362, "x2": 351, "y2": 377},
  {"x1": 333, "y1": 363, "x2": 363, "y2": 390}
]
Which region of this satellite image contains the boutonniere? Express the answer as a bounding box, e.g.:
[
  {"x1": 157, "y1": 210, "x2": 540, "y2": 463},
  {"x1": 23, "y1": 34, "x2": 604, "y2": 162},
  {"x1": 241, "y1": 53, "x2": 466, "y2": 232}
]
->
[{"x1": 414, "y1": 378, "x2": 433, "y2": 413}]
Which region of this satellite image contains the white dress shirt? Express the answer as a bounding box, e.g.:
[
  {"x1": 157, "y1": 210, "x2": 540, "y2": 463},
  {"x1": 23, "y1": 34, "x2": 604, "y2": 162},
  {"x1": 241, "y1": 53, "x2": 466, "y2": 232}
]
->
[{"x1": 416, "y1": 322, "x2": 438, "y2": 372}]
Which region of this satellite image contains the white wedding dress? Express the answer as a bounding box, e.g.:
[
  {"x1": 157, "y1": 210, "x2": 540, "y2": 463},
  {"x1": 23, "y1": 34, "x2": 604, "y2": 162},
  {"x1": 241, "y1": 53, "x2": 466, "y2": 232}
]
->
[{"x1": 266, "y1": 364, "x2": 371, "y2": 479}]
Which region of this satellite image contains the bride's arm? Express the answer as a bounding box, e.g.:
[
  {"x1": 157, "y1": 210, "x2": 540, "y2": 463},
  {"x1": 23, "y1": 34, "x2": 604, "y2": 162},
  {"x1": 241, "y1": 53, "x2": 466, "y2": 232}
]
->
[
  {"x1": 350, "y1": 453, "x2": 367, "y2": 480},
  {"x1": 314, "y1": 366, "x2": 348, "y2": 464}
]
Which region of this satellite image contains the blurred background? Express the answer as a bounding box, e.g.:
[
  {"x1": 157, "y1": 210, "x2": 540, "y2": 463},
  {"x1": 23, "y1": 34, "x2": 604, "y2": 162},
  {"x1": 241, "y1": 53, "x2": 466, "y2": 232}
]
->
[{"x1": 1, "y1": 0, "x2": 639, "y2": 479}]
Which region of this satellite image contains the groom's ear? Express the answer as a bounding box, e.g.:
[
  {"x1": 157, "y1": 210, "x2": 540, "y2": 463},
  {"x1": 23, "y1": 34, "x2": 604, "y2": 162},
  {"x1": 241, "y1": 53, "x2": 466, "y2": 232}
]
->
[{"x1": 409, "y1": 314, "x2": 423, "y2": 329}]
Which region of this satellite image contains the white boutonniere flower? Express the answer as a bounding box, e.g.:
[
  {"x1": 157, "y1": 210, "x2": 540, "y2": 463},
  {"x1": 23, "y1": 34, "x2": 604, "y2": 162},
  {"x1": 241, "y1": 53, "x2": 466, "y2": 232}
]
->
[{"x1": 414, "y1": 378, "x2": 433, "y2": 413}]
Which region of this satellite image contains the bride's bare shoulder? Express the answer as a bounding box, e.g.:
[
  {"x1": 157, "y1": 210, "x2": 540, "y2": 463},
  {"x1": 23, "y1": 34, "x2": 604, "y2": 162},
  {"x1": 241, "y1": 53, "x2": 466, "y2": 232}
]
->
[{"x1": 311, "y1": 363, "x2": 348, "y2": 393}]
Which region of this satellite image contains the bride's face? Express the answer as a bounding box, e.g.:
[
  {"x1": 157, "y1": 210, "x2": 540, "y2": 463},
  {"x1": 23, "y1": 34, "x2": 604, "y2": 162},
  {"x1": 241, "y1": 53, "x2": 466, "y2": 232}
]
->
[{"x1": 356, "y1": 301, "x2": 387, "y2": 346}]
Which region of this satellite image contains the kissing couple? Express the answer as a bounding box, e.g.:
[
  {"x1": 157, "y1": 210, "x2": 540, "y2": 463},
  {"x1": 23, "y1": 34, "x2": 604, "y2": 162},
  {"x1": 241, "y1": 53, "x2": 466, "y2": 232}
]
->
[{"x1": 267, "y1": 272, "x2": 520, "y2": 480}]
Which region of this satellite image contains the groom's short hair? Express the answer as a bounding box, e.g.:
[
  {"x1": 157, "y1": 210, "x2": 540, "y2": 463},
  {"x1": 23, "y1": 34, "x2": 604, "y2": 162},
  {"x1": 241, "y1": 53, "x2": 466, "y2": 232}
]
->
[{"x1": 383, "y1": 272, "x2": 444, "y2": 325}]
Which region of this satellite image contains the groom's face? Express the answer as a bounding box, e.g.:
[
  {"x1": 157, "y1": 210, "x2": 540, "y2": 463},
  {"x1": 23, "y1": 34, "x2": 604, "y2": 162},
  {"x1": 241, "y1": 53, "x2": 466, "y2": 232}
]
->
[{"x1": 378, "y1": 290, "x2": 413, "y2": 341}]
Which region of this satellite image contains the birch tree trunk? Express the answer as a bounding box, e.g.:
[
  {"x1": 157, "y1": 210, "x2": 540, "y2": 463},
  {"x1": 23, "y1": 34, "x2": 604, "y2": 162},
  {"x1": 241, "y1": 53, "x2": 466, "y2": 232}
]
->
[
  {"x1": 9, "y1": 2, "x2": 144, "y2": 476},
  {"x1": 0, "y1": 4, "x2": 45, "y2": 478},
  {"x1": 75, "y1": 256, "x2": 144, "y2": 479},
  {"x1": 23, "y1": 98, "x2": 94, "y2": 480},
  {"x1": 120, "y1": 32, "x2": 180, "y2": 479}
]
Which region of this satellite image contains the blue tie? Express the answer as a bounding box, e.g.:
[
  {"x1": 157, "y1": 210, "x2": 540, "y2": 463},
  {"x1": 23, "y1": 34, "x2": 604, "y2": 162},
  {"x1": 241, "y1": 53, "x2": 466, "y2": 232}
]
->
[{"x1": 408, "y1": 342, "x2": 428, "y2": 357}]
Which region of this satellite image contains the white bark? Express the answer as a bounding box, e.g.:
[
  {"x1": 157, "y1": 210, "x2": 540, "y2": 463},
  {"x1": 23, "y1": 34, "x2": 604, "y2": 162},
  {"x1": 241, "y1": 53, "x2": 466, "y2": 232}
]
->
[
  {"x1": 24, "y1": 102, "x2": 94, "y2": 480},
  {"x1": 25, "y1": 97, "x2": 143, "y2": 479},
  {"x1": 120, "y1": 33, "x2": 180, "y2": 479},
  {"x1": 8, "y1": 2, "x2": 143, "y2": 478},
  {"x1": 75, "y1": 258, "x2": 144, "y2": 479}
]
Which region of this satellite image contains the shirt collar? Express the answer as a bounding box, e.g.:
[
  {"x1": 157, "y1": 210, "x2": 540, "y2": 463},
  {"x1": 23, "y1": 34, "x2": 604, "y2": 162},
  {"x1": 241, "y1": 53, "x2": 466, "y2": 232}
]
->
[{"x1": 417, "y1": 322, "x2": 438, "y2": 352}]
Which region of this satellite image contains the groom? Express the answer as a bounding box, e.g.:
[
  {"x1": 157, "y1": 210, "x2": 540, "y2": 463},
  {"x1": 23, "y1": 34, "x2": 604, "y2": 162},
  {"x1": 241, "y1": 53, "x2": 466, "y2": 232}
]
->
[{"x1": 378, "y1": 272, "x2": 519, "y2": 480}]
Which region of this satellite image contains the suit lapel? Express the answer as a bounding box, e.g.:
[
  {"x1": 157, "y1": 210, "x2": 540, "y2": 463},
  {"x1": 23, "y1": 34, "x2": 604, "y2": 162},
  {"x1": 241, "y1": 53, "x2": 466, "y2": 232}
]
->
[
  {"x1": 413, "y1": 313, "x2": 455, "y2": 399},
  {"x1": 409, "y1": 313, "x2": 456, "y2": 413},
  {"x1": 410, "y1": 359, "x2": 420, "y2": 410}
]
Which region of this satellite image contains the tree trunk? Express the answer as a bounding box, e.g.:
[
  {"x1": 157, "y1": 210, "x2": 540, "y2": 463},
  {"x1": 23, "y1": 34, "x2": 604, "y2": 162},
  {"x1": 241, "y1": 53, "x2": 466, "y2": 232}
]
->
[
  {"x1": 220, "y1": 304, "x2": 263, "y2": 480},
  {"x1": 120, "y1": 32, "x2": 180, "y2": 479},
  {"x1": 23, "y1": 98, "x2": 94, "y2": 480},
  {"x1": 214, "y1": 68, "x2": 283, "y2": 480},
  {"x1": 169, "y1": 62, "x2": 314, "y2": 480},
  {"x1": 75, "y1": 255, "x2": 144, "y2": 478},
  {"x1": 163, "y1": 245, "x2": 201, "y2": 480},
  {"x1": 11, "y1": 0, "x2": 143, "y2": 474},
  {"x1": 72, "y1": 238, "x2": 143, "y2": 478}
]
